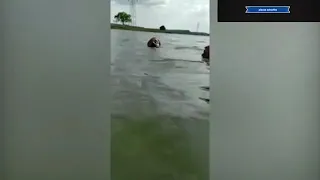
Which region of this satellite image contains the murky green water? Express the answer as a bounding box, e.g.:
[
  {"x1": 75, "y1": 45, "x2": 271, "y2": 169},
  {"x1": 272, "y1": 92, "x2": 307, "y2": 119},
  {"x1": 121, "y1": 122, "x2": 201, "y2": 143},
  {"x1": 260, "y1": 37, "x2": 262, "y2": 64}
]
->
[{"x1": 111, "y1": 30, "x2": 209, "y2": 180}]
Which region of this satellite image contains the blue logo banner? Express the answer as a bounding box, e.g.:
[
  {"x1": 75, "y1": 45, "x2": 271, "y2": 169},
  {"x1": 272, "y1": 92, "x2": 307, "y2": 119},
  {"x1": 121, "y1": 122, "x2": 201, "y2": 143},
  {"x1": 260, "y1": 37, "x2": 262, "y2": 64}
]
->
[{"x1": 245, "y1": 6, "x2": 290, "y2": 13}]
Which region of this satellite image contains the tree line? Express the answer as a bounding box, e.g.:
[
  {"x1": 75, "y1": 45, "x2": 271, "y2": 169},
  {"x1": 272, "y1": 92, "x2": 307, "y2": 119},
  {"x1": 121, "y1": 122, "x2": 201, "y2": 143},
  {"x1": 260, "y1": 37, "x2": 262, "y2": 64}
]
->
[{"x1": 113, "y1": 11, "x2": 166, "y2": 30}]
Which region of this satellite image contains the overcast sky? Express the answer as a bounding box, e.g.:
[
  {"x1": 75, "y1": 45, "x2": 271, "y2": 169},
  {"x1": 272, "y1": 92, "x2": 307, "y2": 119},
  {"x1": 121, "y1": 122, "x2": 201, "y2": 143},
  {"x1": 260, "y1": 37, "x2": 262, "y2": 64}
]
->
[{"x1": 111, "y1": 0, "x2": 209, "y2": 33}]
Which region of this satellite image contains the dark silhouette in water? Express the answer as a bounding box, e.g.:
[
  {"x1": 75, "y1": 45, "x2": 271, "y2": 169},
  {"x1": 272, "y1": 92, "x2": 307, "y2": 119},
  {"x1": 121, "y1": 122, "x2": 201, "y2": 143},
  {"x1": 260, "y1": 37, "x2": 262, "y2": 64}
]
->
[
  {"x1": 201, "y1": 45, "x2": 210, "y2": 65},
  {"x1": 147, "y1": 37, "x2": 161, "y2": 48},
  {"x1": 202, "y1": 45, "x2": 209, "y2": 59}
]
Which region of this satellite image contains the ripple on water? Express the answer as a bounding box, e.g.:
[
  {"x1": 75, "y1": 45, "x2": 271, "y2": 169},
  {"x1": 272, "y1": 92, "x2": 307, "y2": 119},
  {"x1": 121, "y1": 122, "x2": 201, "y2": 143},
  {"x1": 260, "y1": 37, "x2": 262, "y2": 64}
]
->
[
  {"x1": 149, "y1": 58, "x2": 203, "y2": 63},
  {"x1": 174, "y1": 46, "x2": 204, "y2": 51}
]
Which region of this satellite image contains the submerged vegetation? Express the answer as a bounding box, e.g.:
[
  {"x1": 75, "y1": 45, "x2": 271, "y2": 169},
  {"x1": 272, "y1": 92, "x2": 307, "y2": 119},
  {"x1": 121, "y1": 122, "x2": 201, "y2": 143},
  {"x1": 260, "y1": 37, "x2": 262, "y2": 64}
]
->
[{"x1": 111, "y1": 115, "x2": 208, "y2": 180}]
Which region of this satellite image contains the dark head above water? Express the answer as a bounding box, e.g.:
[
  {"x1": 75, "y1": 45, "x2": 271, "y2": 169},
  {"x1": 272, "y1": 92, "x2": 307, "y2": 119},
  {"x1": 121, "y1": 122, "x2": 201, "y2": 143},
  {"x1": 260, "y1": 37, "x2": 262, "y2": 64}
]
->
[{"x1": 147, "y1": 37, "x2": 161, "y2": 48}]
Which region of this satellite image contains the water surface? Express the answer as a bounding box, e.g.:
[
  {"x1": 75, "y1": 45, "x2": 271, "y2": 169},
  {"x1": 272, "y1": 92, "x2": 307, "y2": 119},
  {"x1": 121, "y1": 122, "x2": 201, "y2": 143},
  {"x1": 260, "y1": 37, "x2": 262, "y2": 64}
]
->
[{"x1": 111, "y1": 29, "x2": 209, "y2": 180}]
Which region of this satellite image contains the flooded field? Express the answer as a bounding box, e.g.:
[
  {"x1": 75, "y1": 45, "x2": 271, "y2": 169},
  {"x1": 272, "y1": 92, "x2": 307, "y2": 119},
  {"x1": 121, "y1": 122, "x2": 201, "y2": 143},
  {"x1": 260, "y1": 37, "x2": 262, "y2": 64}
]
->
[{"x1": 111, "y1": 30, "x2": 209, "y2": 180}]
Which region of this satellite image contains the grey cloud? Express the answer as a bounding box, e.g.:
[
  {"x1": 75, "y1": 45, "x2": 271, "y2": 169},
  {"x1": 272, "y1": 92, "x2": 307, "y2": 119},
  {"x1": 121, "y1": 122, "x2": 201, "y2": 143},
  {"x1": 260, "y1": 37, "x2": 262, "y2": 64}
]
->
[
  {"x1": 112, "y1": 0, "x2": 168, "y2": 6},
  {"x1": 193, "y1": 6, "x2": 209, "y2": 17}
]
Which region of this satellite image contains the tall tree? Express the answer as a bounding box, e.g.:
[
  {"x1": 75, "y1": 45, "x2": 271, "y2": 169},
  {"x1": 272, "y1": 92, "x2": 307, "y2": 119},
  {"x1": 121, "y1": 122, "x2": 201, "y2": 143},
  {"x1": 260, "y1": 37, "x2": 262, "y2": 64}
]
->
[{"x1": 114, "y1": 12, "x2": 132, "y2": 25}]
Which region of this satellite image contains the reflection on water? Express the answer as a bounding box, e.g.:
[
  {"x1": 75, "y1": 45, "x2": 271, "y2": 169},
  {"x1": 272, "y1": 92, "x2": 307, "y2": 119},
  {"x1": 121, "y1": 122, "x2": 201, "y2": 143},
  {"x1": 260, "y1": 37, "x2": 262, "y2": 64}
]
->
[{"x1": 111, "y1": 30, "x2": 209, "y2": 180}]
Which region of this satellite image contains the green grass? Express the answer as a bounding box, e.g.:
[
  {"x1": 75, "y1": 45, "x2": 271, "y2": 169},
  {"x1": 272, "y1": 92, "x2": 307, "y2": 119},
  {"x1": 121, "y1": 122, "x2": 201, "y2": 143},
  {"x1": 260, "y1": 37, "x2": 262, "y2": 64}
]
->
[
  {"x1": 111, "y1": 115, "x2": 207, "y2": 180},
  {"x1": 111, "y1": 23, "x2": 209, "y2": 36}
]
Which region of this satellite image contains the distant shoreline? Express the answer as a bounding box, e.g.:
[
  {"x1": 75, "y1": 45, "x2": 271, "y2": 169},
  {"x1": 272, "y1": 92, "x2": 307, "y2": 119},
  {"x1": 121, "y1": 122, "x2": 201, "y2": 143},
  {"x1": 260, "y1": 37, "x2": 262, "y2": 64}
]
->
[{"x1": 111, "y1": 23, "x2": 209, "y2": 36}]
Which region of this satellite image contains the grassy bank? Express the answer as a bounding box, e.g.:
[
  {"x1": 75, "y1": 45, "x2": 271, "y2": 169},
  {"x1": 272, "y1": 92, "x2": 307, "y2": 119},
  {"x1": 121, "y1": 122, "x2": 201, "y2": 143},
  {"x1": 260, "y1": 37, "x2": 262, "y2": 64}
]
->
[{"x1": 111, "y1": 23, "x2": 209, "y2": 36}]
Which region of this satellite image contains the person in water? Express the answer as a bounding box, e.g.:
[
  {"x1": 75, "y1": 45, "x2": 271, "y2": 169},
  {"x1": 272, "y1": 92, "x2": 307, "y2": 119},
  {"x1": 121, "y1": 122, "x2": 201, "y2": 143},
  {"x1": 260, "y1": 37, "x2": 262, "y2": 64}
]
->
[
  {"x1": 202, "y1": 45, "x2": 209, "y2": 59},
  {"x1": 147, "y1": 37, "x2": 161, "y2": 48}
]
